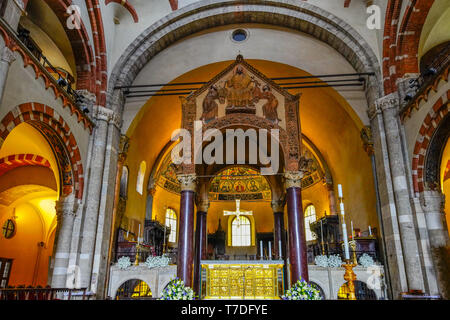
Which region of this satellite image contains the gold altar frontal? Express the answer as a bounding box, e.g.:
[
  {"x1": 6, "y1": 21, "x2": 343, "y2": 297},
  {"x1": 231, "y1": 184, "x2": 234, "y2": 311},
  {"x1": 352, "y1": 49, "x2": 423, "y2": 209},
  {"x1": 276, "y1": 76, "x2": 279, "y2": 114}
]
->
[{"x1": 201, "y1": 261, "x2": 284, "y2": 300}]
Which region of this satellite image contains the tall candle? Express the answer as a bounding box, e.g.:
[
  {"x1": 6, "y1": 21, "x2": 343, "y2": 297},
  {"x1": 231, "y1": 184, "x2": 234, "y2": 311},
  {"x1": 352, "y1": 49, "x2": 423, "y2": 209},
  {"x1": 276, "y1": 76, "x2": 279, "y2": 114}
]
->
[
  {"x1": 338, "y1": 184, "x2": 343, "y2": 198},
  {"x1": 260, "y1": 241, "x2": 263, "y2": 259},
  {"x1": 342, "y1": 221, "x2": 350, "y2": 260},
  {"x1": 138, "y1": 223, "x2": 141, "y2": 244},
  {"x1": 268, "y1": 241, "x2": 272, "y2": 260},
  {"x1": 369, "y1": 225, "x2": 372, "y2": 236},
  {"x1": 279, "y1": 240, "x2": 282, "y2": 259},
  {"x1": 339, "y1": 198, "x2": 350, "y2": 260}
]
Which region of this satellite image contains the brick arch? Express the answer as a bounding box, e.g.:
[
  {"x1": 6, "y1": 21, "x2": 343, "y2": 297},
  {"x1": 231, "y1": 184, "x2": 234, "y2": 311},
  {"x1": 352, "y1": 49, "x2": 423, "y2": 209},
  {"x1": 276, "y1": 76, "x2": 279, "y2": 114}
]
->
[
  {"x1": 105, "y1": 0, "x2": 139, "y2": 23},
  {"x1": 383, "y1": 0, "x2": 436, "y2": 94},
  {"x1": 0, "y1": 103, "x2": 84, "y2": 199},
  {"x1": 412, "y1": 91, "x2": 450, "y2": 194},
  {"x1": 41, "y1": 0, "x2": 96, "y2": 93},
  {"x1": 0, "y1": 153, "x2": 51, "y2": 177}
]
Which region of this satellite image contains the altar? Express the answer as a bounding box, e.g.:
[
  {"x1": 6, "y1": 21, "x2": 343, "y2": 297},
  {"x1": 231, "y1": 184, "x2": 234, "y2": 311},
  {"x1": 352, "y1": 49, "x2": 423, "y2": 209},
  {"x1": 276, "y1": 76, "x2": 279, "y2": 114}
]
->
[{"x1": 200, "y1": 261, "x2": 284, "y2": 300}]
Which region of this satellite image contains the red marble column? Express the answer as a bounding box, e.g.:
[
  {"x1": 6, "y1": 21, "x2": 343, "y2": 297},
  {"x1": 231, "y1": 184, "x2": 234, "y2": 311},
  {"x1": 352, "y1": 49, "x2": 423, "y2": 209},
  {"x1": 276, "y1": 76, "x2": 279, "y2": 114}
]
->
[
  {"x1": 272, "y1": 205, "x2": 286, "y2": 259},
  {"x1": 176, "y1": 174, "x2": 196, "y2": 287},
  {"x1": 285, "y1": 172, "x2": 309, "y2": 283},
  {"x1": 193, "y1": 207, "x2": 207, "y2": 295}
]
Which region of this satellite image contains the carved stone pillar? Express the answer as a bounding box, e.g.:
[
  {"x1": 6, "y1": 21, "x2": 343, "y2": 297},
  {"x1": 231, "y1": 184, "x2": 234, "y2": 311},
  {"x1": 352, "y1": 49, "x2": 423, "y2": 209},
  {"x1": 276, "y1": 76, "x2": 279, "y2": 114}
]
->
[
  {"x1": 284, "y1": 171, "x2": 308, "y2": 284},
  {"x1": 193, "y1": 199, "x2": 208, "y2": 295},
  {"x1": 106, "y1": 135, "x2": 129, "y2": 278},
  {"x1": 177, "y1": 174, "x2": 197, "y2": 288},
  {"x1": 0, "y1": 46, "x2": 15, "y2": 103},
  {"x1": 420, "y1": 190, "x2": 450, "y2": 298},
  {"x1": 79, "y1": 106, "x2": 120, "y2": 291},
  {"x1": 377, "y1": 93, "x2": 424, "y2": 292},
  {"x1": 51, "y1": 196, "x2": 78, "y2": 290}
]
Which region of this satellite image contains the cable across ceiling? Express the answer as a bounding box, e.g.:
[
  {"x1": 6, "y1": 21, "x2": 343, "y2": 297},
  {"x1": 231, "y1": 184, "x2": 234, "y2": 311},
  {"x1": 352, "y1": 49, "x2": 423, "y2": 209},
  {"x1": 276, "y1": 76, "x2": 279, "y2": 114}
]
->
[{"x1": 116, "y1": 72, "x2": 375, "y2": 99}]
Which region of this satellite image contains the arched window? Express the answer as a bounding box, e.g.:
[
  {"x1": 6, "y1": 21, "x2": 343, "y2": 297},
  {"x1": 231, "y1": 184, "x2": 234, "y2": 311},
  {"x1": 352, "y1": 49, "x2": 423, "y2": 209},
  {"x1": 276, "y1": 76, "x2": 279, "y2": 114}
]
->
[
  {"x1": 136, "y1": 161, "x2": 146, "y2": 195},
  {"x1": 120, "y1": 166, "x2": 129, "y2": 198},
  {"x1": 304, "y1": 205, "x2": 317, "y2": 241},
  {"x1": 231, "y1": 216, "x2": 251, "y2": 247},
  {"x1": 165, "y1": 208, "x2": 177, "y2": 243}
]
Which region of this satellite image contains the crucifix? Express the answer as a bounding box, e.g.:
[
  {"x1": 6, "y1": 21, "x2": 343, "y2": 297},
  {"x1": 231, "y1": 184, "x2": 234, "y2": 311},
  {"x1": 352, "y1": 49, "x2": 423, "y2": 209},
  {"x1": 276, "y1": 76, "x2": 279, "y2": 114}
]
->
[{"x1": 223, "y1": 199, "x2": 253, "y2": 227}]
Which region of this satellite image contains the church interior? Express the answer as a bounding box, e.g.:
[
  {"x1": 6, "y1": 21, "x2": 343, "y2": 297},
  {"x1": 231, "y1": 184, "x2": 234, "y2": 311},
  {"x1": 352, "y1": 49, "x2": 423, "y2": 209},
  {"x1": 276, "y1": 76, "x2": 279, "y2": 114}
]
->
[{"x1": 0, "y1": 0, "x2": 449, "y2": 301}]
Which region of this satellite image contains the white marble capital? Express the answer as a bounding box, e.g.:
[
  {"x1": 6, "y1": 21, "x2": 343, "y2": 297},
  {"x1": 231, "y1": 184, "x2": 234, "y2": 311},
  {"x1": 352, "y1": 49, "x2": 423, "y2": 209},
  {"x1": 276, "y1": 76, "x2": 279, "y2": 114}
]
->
[
  {"x1": 1, "y1": 46, "x2": 15, "y2": 65},
  {"x1": 94, "y1": 105, "x2": 121, "y2": 127},
  {"x1": 376, "y1": 92, "x2": 400, "y2": 113},
  {"x1": 283, "y1": 171, "x2": 303, "y2": 189},
  {"x1": 177, "y1": 173, "x2": 197, "y2": 192}
]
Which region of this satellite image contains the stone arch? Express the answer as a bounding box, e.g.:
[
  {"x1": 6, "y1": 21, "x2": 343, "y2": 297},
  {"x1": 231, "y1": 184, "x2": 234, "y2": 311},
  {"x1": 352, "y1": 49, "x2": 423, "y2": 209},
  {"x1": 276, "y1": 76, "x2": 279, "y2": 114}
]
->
[
  {"x1": 412, "y1": 93, "x2": 450, "y2": 194},
  {"x1": 0, "y1": 103, "x2": 85, "y2": 199},
  {"x1": 309, "y1": 280, "x2": 326, "y2": 300},
  {"x1": 108, "y1": 0, "x2": 382, "y2": 109},
  {"x1": 114, "y1": 278, "x2": 154, "y2": 299},
  {"x1": 396, "y1": 0, "x2": 436, "y2": 79}
]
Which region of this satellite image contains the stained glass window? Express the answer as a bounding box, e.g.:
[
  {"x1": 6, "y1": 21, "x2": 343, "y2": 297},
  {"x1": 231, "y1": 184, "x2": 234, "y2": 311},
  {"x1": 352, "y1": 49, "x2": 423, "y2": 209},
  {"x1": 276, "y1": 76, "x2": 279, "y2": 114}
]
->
[
  {"x1": 231, "y1": 216, "x2": 251, "y2": 247},
  {"x1": 304, "y1": 205, "x2": 316, "y2": 241},
  {"x1": 165, "y1": 208, "x2": 177, "y2": 243}
]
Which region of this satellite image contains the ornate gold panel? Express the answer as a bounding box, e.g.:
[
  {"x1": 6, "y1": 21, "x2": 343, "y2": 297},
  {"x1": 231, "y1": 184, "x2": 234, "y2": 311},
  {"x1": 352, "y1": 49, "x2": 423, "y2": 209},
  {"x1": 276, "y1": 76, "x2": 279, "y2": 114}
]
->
[{"x1": 202, "y1": 263, "x2": 283, "y2": 300}]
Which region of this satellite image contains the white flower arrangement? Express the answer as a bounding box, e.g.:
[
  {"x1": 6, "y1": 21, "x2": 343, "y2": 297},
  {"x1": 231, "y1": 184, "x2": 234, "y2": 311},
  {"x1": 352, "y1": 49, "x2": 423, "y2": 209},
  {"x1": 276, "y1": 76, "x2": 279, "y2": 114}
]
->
[
  {"x1": 282, "y1": 279, "x2": 322, "y2": 300},
  {"x1": 117, "y1": 256, "x2": 131, "y2": 269},
  {"x1": 160, "y1": 278, "x2": 196, "y2": 300},
  {"x1": 145, "y1": 255, "x2": 170, "y2": 269},
  {"x1": 359, "y1": 253, "x2": 375, "y2": 268},
  {"x1": 314, "y1": 254, "x2": 343, "y2": 268},
  {"x1": 327, "y1": 254, "x2": 343, "y2": 268},
  {"x1": 314, "y1": 255, "x2": 329, "y2": 268}
]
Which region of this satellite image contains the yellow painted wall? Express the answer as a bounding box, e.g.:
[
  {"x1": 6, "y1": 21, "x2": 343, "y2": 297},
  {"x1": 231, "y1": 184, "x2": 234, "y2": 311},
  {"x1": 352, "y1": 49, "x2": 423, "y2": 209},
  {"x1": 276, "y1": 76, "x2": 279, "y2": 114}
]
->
[
  {"x1": 419, "y1": 1, "x2": 450, "y2": 59},
  {"x1": 440, "y1": 137, "x2": 450, "y2": 235},
  {"x1": 0, "y1": 192, "x2": 56, "y2": 286},
  {"x1": 302, "y1": 182, "x2": 331, "y2": 219},
  {"x1": 0, "y1": 123, "x2": 60, "y2": 198}
]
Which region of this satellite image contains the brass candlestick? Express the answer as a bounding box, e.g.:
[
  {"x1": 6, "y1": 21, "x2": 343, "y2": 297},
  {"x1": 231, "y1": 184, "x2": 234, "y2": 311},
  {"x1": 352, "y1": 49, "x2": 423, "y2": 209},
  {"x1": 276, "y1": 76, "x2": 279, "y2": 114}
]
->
[
  {"x1": 349, "y1": 240, "x2": 358, "y2": 265},
  {"x1": 343, "y1": 259, "x2": 357, "y2": 300},
  {"x1": 135, "y1": 243, "x2": 140, "y2": 266}
]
